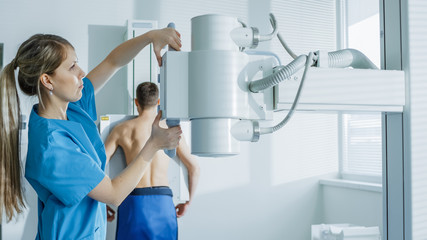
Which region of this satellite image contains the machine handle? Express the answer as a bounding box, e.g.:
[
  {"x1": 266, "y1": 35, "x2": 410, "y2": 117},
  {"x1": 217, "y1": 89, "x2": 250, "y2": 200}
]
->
[{"x1": 164, "y1": 22, "x2": 180, "y2": 158}]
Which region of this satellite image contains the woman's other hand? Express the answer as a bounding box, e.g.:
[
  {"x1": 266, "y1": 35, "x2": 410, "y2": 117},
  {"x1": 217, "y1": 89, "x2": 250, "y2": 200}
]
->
[{"x1": 149, "y1": 111, "x2": 182, "y2": 150}]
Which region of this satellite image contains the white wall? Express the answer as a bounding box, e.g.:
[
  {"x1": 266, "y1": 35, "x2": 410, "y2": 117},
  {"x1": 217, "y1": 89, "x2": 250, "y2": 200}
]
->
[
  {"x1": 0, "y1": 0, "x2": 384, "y2": 239},
  {"x1": 322, "y1": 186, "x2": 382, "y2": 231}
]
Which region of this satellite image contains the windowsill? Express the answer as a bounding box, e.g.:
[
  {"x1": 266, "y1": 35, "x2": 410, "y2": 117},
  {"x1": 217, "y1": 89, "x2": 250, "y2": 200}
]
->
[{"x1": 319, "y1": 178, "x2": 382, "y2": 193}]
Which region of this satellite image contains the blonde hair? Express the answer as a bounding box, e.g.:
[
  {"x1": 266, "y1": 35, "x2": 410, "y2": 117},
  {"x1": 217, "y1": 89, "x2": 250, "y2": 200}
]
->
[{"x1": 0, "y1": 34, "x2": 73, "y2": 222}]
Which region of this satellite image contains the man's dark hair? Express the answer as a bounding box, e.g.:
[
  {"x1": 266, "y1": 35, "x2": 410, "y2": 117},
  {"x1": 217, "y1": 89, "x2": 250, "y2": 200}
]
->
[{"x1": 136, "y1": 82, "x2": 159, "y2": 110}]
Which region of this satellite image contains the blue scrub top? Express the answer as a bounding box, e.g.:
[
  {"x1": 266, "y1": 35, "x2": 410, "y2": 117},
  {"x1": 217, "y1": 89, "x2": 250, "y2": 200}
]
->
[{"x1": 25, "y1": 77, "x2": 107, "y2": 240}]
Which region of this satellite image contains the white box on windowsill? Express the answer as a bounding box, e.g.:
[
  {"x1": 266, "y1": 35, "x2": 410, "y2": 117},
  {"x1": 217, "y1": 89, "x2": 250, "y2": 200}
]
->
[{"x1": 311, "y1": 224, "x2": 381, "y2": 240}]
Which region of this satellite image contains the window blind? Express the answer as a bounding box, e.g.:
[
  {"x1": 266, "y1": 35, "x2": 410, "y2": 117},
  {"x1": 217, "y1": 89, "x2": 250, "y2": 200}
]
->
[
  {"x1": 270, "y1": 0, "x2": 339, "y2": 184},
  {"x1": 271, "y1": 0, "x2": 337, "y2": 64},
  {"x1": 341, "y1": 113, "x2": 382, "y2": 181},
  {"x1": 271, "y1": 112, "x2": 339, "y2": 185}
]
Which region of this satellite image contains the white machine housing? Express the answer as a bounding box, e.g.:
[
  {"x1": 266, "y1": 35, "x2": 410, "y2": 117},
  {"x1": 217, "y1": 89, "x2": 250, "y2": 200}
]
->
[{"x1": 160, "y1": 14, "x2": 276, "y2": 157}]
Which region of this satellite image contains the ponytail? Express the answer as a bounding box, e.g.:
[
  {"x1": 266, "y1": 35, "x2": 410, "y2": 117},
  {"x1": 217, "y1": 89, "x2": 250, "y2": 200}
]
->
[
  {"x1": 0, "y1": 60, "x2": 25, "y2": 222},
  {"x1": 0, "y1": 34, "x2": 71, "y2": 222}
]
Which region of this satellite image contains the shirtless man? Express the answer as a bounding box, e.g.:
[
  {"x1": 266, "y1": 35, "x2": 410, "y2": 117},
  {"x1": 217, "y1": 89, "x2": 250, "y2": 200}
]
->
[{"x1": 104, "y1": 82, "x2": 200, "y2": 240}]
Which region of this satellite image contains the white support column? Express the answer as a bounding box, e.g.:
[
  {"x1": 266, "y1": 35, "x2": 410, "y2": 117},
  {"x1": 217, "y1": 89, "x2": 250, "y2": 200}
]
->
[
  {"x1": 382, "y1": 112, "x2": 405, "y2": 240},
  {"x1": 126, "y1": 20, "x2": 158, "y2": 115},
  {"x1": 381, "y1": 0, "x2": 411, "y2": 239}
]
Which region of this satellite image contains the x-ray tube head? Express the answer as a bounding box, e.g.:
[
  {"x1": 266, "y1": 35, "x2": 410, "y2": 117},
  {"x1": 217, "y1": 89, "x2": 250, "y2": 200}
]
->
[
  {"x1": 160, "y1": 14, "x2": 274, "y2": 157},
  {"x1": 188, "y1": 14, "x2": 250, "y2": 157}
]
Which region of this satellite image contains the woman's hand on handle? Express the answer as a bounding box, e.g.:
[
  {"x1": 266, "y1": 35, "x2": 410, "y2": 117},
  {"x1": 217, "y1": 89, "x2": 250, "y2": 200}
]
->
[
  {"x1": 87, "y1": 27, "x2": 181, "y2": 92},
  {"x1": 149, "y1": 110, "x2": 182, "y2": 150},
  {"x1": 150, "y1": 28, "x2": 182, "y2": 66}
]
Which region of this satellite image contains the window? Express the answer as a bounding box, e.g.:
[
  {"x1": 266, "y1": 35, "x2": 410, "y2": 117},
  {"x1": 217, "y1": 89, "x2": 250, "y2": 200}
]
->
[
  {"x1": 340, "y1": 0, "x2": 382, "y2": 183},
  {"x1": 345, "y1": 0, "x2": 381, "y2": 68},
  {"x1": 340, "y1": 113, "x2": 382, "y2": 183}
]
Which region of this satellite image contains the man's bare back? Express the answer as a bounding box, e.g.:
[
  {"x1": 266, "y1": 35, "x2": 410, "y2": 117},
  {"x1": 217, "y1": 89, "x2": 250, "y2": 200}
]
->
[
  {"x1": 104, "y1": 82, "x2": 199, "y2": 222},
  {"x1": 112, "y1": 116, "x2": 171, "y2": 188}
]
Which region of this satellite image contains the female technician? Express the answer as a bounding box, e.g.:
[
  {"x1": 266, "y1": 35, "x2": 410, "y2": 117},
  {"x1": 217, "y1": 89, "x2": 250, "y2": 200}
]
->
[{"x1": 0, "y1": 28, "x2": 182, "y2": 239}]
